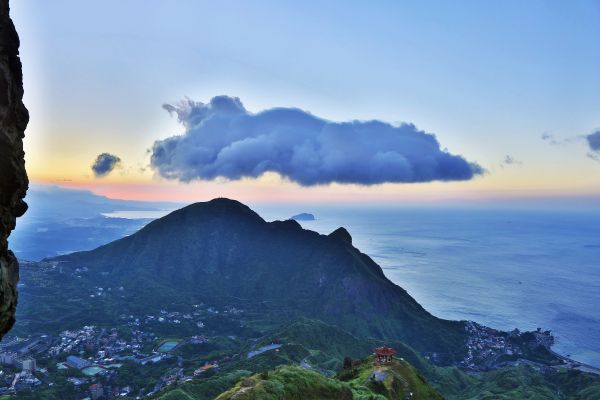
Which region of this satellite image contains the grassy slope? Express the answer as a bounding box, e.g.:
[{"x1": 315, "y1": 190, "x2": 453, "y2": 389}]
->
[
  {"x1": 214, "y1": 367, "x2": 354, "y2": 400},
  {"x1": 151, "y1": 319, "x2": 600, "y2": 400},
  {"x1": 214, "y1": 359, "x2": 443, "y2": 400},
  {"x1": 343, "y1": 357, "x2": 444, "y2": 400},
  {"x1": 162, "y1": 362, "x2": 600, "y2": 400},
  {"x1": 155, "y1": 370, "x2": 253, "y2": 400},
  {"x1": 258, "y1": 318, "x2": 432, "y2": 374}
]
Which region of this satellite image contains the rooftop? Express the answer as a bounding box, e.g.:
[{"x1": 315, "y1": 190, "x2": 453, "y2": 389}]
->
[{"x1": 374, "y1": 346, "x2": 396, "y2": 356}]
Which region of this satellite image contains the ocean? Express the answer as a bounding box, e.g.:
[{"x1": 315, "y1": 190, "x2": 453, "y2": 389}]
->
[{"x1": 255, "y1": 205, "x2": 600, "y2": 368}]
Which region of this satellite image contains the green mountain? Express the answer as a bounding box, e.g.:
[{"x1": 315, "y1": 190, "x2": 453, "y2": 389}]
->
[
  {"x1": 147, "y1": 317, "x2": 599, "y2": 400},
  {"x1": 212, "y1": 358, "x2": 444, "y2": 400},
  {"x1": 53, "y1": 198, "x2": 466, "y2": 362}
]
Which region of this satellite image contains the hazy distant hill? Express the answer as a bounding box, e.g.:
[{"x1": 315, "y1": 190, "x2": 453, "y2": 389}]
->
[
  {"x1": 290, "y1": 212, "x2": 315, "y2": 221},
  {"x1": 53, "y1": 198, "x2": 466, "y2": 362},
  {"x1": 10, "y1": 185, "x2": 180, "y2": 260},
  {"x1": 23, "y1": 185, "x2": 178, "y2": 220}
]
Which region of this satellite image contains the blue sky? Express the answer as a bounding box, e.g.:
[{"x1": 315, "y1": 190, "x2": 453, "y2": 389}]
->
[{"x1": 11, "y1": 0, "x2": 600, "y2": 203}]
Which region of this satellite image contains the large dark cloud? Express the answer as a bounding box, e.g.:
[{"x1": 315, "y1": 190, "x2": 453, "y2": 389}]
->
[
  {"x1": 151, "y1": 96, "x2": 484, "y2": 186},
  {"x1": 91, "y1": 153, "x2": 121, "y2": 177}
]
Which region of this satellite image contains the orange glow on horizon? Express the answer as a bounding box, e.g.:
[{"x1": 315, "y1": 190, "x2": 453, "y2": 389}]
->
[{"x1": 31, "y1": 176, "x2": 600, "y2": 206}]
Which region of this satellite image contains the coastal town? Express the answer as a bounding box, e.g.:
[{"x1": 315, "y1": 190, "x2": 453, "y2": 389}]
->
[
  {"x1": 457, "y1": 321, "x2": 600, "y2": 376},
  {"x1": 0, "y1": 303, "x2": 245, "y2": 399},
  {"x1": 459, "y1": 321, "x2": 557, "y2": 370}
]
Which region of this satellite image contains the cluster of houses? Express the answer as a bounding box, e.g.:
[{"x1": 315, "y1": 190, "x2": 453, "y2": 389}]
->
[
  {"x1": 460, "y1": 321, "x2": 555, "y2": 371},
  {"x1": 461, "y1": 321, "x2": 516, "y2": 369},
  {"x1": 0, "y1": 335, "x2": 53, "y2": 393},
  {"x1": 0, "y1": 302, "x2": 231, "y2": 398}
]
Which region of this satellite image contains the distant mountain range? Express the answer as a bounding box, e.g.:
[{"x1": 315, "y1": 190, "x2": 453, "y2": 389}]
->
[{"x1": 53, "y1": 198, "x2": 466, "y2": 363}]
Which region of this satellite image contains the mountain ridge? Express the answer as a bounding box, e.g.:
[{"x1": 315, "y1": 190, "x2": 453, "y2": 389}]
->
[{"x1": 51, "y1": 198, "x2": 467, "y2": 362}]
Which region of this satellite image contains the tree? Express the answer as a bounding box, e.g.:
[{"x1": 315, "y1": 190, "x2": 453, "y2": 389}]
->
[{"x1": 343, "y1": 356, "x2": 352, "y2": 370}]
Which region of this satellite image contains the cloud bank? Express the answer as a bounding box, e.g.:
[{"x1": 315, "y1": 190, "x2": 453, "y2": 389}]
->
[
  {"x1": 151, "y1": 96, "x2": 484, "y2": 186},
  {"x1": 91, "y1": 153, "x2": 121, "y2": 177}
]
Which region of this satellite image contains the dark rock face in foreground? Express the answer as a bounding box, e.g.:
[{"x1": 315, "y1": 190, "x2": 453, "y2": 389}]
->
[{"x1": 0, "y1": 0, "x2": 28, "y2": 339}]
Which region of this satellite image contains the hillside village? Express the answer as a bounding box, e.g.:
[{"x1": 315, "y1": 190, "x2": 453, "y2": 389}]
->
[{"x1": 0, "y1": 302, "x2": 244, "y2": 399}]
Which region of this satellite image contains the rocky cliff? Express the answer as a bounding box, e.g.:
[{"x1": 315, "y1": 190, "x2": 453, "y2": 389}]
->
[{"x1": 0, "y1": 0, "x2": 28, "y2": 339}]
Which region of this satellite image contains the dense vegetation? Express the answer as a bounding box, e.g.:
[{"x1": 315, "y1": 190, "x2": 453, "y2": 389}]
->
[
  {"x1": 163, "y1": 357, "x2": 443, "y2": 400},
  {"x1": 150, "y1": 319, "x2": 600, "y2": 399}
]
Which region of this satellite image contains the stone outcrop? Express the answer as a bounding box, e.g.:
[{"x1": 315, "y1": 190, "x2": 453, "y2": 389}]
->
[{"x1": 0, "y1": 0, "x2": 28, "y2": 339}]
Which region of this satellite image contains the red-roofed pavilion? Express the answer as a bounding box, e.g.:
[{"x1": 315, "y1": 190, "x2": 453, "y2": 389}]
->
[{"x1": 374, "y1": 346, "x2": 396, "y2": 364}]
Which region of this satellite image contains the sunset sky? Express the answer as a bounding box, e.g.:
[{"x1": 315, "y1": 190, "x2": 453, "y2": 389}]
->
[{"x1": 11, "y1": 1, "x2": 600, "y2": 204}]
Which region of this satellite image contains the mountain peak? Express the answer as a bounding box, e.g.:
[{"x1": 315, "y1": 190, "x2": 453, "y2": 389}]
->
[
  {"x1": 199, "y1": 197, "x2": 250, "y2": 210},
  {"x1": 328, "y1": 227, "x2": 352, "y2": 245},
  {"x1": 133, "y1": 197, "x2": 266, "y2": 235},
  {"x1": 176, "y1": 197, "x2": 263, "y2": 220}
]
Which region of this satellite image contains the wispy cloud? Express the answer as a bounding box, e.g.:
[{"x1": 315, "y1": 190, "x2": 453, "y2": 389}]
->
[
  {"x1": 540, "y1": 132, "x2": 579, "y2": 145},
  {"x1": 501, "y1": 155, "x2": 523, "y2": 168},
  {"x1": 91, "y1": 153, "x2": 121, "y2": 177},
  {"x1": 150, "y1": 96, "x2": 484, "y2": 186},
  {"x1": 541, "y1": 132, "x2": 557, "y2": 144},
  {"x1": 542, "y1": 130, "x2": 600, "y2": 163}
]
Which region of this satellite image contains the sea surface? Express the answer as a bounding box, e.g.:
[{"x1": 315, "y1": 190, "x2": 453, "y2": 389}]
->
[
  {"x1": 109, "y1": 206, "x2": 600, "y2": 368},
  {"x1": 258, "y1": 205, "x2": 600, "y2": 368}
]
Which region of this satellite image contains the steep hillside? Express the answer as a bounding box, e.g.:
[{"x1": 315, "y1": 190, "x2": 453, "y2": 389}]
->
[
  {"x1": 254, "y1": 318, "x2": 431, "y2": 375},
  {"x1": 214, "y1": 367, "x2": 355, "y2": 400},
  {"x1": 53, "y1": 198, "x2": 466, "y2": 361},
  {"x1": 213, "y1": 358, "x2": 443, "y2": 400}
]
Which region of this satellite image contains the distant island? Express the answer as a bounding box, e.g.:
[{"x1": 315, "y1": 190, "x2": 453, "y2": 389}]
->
[{"x1": 290, "y1": 212, "x2": 315, "y2": 221}]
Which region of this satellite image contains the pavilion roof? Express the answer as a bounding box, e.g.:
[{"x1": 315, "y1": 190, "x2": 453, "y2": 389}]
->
[{"x1": 374, "y1": 346, "x2": 396, "y2": 356}]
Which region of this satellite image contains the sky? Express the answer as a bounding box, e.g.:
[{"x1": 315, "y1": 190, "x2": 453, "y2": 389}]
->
[{"x1": 10, "y1": 0, "x2": 600, "y2": 204}]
